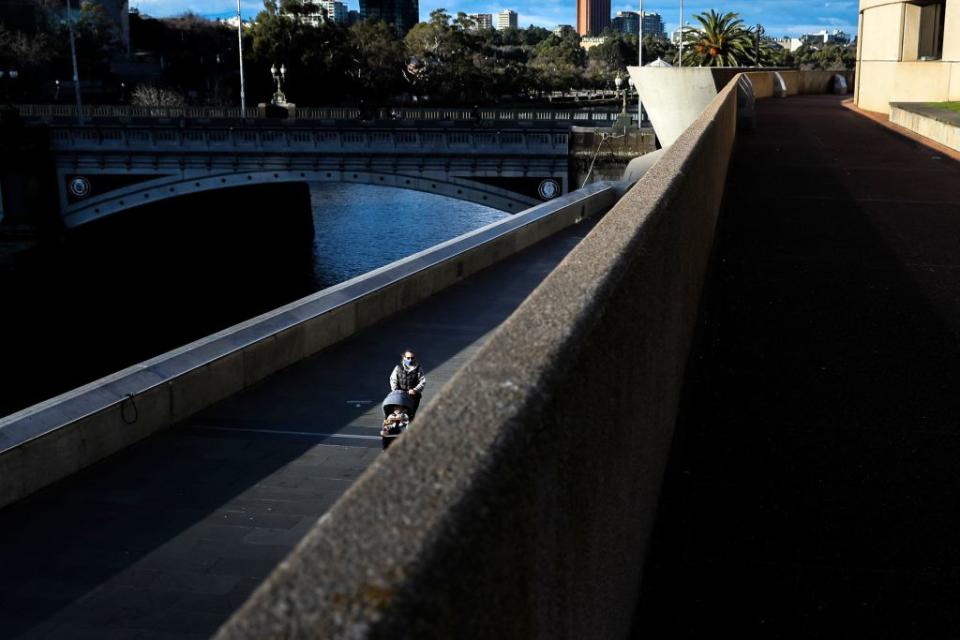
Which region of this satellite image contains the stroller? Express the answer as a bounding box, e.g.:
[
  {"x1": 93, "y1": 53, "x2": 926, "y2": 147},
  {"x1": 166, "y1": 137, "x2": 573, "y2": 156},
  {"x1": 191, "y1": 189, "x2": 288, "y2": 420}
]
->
[{"x1": 380, "y1": 389, "x2": 418, "y2": 450}]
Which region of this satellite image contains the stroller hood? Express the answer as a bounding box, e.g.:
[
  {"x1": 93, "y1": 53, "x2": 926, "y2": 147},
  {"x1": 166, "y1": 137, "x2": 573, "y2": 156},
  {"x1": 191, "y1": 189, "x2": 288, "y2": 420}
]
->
[{"x1": 382, "y1": 390, "x2": 418, "y2": 417}]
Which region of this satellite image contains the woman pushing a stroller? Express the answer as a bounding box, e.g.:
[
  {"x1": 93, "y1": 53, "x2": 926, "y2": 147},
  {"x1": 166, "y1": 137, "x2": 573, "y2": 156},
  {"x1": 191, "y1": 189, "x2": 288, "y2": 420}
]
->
[{"x1": 380, "y1": 349, "x2": 426, "y2": 449}]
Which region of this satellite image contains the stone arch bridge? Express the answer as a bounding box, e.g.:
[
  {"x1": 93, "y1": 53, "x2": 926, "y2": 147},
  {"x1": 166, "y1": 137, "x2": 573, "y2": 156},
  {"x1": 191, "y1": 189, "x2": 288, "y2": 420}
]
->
[{"x1": 46, "y1": 120, "x2": 582, "y2": 228}]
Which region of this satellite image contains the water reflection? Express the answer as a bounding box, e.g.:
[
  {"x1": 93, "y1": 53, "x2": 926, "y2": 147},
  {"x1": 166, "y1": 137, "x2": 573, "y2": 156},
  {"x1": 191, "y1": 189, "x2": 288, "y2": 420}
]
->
[{"x1": 308, "y1": 184, "x2": 505, "y2": 289}]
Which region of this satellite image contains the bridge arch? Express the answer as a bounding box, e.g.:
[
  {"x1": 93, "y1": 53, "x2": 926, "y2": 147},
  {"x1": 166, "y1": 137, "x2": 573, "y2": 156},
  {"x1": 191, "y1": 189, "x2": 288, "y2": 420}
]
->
[{"x1": 60, "y1": 169, "x2": 549, "y2": 229}]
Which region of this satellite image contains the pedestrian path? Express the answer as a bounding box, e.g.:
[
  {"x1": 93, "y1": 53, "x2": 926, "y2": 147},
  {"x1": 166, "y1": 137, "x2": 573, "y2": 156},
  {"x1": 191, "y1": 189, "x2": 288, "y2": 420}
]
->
[
  {"x1": 634, "y1": 95, "x2": 960, "y2": 636},
  {"x1": 0, "y1": 218, "x2": 596, "y2": 640}
]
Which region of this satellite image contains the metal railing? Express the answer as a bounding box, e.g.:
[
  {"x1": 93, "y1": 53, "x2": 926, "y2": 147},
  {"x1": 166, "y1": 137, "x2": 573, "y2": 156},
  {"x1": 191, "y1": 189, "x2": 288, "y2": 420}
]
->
[{"x1": 15, "y1": 104, "x2": 626, "y2": 124}]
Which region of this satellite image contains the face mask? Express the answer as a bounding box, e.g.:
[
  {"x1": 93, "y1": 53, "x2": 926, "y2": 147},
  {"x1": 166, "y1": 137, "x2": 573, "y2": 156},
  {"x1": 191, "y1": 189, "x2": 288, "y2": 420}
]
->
[{"x1": 403, "y1": 358, "x2": 414, "y2": 367}]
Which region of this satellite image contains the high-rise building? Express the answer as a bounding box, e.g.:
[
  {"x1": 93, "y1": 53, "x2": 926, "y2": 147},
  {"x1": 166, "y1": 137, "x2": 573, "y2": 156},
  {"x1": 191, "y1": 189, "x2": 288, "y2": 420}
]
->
[
  {"x1": 641, "y1": 12, "x2": 665, "y2": 37},
  {"x1": 496, "y1": 10, "x2": 518, "y2": 30},
  {"x1": 323, "y1": 0, "x2": 348, "y2": 23},
  {"x1": 470, "y1": 13, "x2": 494, "y2": 30},
  {"x1": 576, "y1": 0, "x2": 609, "y2": 37},
  {"x1": 359, "y1": 0, "x2": 419, "y2": 36},
  {"x1": 299, "y1": 0, "x2": 348, "y2": 25},
  {"x1": 611, "y1": 11, "x2": 638, "y2": 35}
]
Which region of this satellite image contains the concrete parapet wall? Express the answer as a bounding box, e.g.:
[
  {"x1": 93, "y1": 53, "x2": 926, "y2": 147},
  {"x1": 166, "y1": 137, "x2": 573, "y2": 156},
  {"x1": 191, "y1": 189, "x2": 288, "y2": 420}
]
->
[
  {"x1": 891, "y1": 103, "x2": 960, "y2": 152},
  {"x1": 215, "y1": 77, "x2": 741, "y2": 639},
  {"x1": 0, "y1": 185, "x2": 618, "y2": 510}
]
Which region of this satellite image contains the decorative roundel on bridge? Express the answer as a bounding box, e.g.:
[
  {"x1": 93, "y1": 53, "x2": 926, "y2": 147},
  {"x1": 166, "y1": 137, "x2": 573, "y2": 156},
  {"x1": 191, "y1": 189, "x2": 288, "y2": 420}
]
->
[
  {"x1": 538, "y1": 179, "x2": 560, "y2": 200},
  {"x1": 69, "y1": 176, "x2": 92, "y2": 199}
]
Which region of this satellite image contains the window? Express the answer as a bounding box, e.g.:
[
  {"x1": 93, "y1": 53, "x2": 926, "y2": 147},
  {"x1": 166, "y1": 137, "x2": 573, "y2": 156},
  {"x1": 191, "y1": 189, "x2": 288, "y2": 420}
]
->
[
  {"x1": 904, "y1": 0, "x2": 947, "y2": 60},
  {"x1": 915, "y1": 0, "x2": 946, "y2": 60}
]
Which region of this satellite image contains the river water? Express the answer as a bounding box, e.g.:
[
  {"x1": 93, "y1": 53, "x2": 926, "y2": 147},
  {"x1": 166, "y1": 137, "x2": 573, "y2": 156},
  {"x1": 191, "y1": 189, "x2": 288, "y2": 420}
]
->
[
  {"x1": 307, "y1": 184, "x2": 505, "y2": 288},
  {"x1": 0, "y1": 185, "x2": 503, "y2": 417}
]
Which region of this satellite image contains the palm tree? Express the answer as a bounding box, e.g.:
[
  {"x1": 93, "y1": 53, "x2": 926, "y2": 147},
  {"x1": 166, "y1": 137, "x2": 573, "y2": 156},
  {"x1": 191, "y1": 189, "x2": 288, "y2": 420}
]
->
[{"x1": 681, "y1": 10, "x2": 754, "y2": 67}]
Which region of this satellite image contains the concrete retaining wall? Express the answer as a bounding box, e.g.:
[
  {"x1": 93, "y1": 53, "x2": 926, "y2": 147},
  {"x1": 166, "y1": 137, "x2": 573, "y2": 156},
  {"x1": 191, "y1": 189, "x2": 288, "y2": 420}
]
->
[
  {"x1": 0, "y1": 184, "x2": 618, "y2": 510},
  {"x1": 214, "y1": 76, "x2": 741, "y2": 640},
  {"x1": 891, "y1": 103, "x2": 960, "y2": 153}
]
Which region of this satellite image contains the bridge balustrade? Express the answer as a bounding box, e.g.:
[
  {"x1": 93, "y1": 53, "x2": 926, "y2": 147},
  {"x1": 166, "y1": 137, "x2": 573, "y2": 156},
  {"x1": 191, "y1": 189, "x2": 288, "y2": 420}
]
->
[{"x1": 15, "y1": 104, "x2": 625, "y2": 125}]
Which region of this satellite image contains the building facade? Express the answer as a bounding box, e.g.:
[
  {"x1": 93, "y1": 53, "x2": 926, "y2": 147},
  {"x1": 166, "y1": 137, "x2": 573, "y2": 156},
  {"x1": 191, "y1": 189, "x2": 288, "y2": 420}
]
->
[
  {"x1": 299, "y1": 0, "x2": 348, "y2": 25},
  {"x1": 496, "y1": 10, "x2": 518, "y2": 30},
  {"x1": 359, "y1": 0, "x2": 419, "y2": 36},
  {"x1": 801, "y1": 28, "x2": 851, "y2": 46},
  {"x1": 855, "y1": 0, "x2": 959, "y2": 113},
  {"x1": 612, "y1": 11, "x2": 638, "y2": 35},
  {"x1": 576, "y1": 0, "x2": 610, "y2": 36},
  {"x1": 642, "y1": 11, "x2": 665, "y2": 37},
  {"x1": 470, "y1": 13, "x2": 493, "y2": 29},
  {"x1": 613, "y1": 11, "x2": 666, "y2": 37}
]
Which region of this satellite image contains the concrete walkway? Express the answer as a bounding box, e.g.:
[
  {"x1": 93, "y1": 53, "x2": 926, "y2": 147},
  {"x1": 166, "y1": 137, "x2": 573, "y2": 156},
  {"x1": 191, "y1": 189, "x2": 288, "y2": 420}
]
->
[
  {"x1": 635, "y1": 95, "x2": 960, "y2": 636},
  {"x1": 0, "y1": 219, "x2": 596, "y2": 640}
]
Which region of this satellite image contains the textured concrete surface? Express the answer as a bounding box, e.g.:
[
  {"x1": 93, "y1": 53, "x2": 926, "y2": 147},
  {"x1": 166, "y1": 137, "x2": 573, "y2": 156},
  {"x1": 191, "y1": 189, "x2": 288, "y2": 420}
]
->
[
  {"x1": 0, "y1": 219, "x2": 597, "y2": 640},
  {"x1": 634, "y1": 94, "x2": 960, "y2": 636},
  {"x1": 214, "y1": 74, "x2": 739, "y2": 640}
]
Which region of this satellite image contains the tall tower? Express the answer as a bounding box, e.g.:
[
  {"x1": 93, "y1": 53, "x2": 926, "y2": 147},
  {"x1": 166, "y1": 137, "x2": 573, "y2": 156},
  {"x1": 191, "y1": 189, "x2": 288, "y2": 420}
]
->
[{"x1": 576, "y1": 0, "x2": 610, "y2": 36}]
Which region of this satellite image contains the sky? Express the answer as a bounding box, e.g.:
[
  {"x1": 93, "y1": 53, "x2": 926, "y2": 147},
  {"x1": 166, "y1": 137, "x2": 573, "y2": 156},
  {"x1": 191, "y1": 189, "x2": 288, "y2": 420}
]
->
[{"x1": 129, "y1": 0, "x2": 859, "y2": 37}]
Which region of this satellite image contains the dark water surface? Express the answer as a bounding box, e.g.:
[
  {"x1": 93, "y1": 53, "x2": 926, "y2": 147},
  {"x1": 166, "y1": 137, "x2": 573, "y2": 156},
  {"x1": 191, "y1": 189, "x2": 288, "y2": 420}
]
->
[{"x1": 0, "y1": 184, "x2": 503, "y2": 417}]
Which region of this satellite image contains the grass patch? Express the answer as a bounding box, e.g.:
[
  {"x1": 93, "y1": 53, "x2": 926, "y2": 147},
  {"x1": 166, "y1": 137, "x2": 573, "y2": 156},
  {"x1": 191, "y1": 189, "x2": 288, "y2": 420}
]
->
[{"x1": 929, "y1": 102, "x2": 960, "y2": 113}]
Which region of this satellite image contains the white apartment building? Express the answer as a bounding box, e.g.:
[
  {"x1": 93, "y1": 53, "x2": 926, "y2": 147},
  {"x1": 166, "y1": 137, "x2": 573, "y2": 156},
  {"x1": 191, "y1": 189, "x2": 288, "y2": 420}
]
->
[{"x1": 496, "y1": 9, "x2": 518, "y2": 30}]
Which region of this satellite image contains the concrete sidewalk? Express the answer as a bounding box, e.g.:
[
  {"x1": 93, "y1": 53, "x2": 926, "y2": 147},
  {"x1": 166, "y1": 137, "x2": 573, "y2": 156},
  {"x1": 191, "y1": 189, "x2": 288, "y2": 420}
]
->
[
  {"x1": 635, "y1": 95, "x2": 960, "y2": 636},
  {"x1": 0, "y1": 218, "x2": 596, "y2": 640}
]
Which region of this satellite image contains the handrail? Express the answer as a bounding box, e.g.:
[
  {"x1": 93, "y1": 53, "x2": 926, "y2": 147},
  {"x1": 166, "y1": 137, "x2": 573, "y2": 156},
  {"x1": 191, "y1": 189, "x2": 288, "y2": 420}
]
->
[{"x1": 14, "y1": 103, "x2": 628, "y2": 124}]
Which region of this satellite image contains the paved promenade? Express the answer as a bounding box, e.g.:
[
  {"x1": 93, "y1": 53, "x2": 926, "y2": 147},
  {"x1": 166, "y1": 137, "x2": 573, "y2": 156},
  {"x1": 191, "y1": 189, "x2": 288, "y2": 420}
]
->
[
  {"x1": 635, "y1": 95, "x2": 960, "y2": 636},
  {"x1": 0, "y1": 219, "x2": 596, "y2": 639}
]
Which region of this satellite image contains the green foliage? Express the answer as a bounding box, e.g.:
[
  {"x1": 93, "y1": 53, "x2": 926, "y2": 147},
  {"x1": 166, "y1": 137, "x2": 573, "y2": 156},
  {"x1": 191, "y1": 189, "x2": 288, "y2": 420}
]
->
[
  {"x1": 11, "y1": 3, "x2": 654, "y2": 105},
  {"x1": 682, "y1": 9, "x2": 754, "y2": 67},
  {"x1": 930, "y1": 101, "x2": 960, "y2": 113},
  {"x1": 642, "y1": 34, "x2": 677, "y2": 65},
  {"x1": 347, "y1": 20, "x2": 406, "y2": 100},
  {"x1": 587, "y1": 34, "x2": 637, "y2": 71},
  {"x1": 249, "y1": 1, "x2": 353, "y2": 104},
  {"x1": 529, "y1": 29, "x2": 588, "y2": 91},
  {"x1": 792, "y1": 43, "x2": 856, "y2": 70}
]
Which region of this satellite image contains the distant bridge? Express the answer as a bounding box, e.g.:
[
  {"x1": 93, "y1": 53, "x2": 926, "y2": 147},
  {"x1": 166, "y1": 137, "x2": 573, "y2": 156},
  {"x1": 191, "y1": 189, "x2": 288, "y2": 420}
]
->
[{"x1": 47, "y1": 121, "x2": 575, "y2": 227}]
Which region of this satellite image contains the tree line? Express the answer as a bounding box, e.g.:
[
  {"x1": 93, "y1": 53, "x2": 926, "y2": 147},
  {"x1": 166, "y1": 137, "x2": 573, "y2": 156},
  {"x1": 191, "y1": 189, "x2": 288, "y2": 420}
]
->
[{"x1": 0, "y1": 2, "x2": 856, "y2": 107}]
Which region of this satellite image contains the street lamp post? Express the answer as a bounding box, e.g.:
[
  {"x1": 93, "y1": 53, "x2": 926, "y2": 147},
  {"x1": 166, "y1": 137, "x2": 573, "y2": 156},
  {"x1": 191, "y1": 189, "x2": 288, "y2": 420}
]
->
[
  {"x1": 614, "y1": 71, "x2": 623, "y2": 111},
  {"x1": 237, "y1": 0, "x2": 246, "y2": 117},
  {"x1": 638, "y1": 1, "x2": 643, "y2": 67},
  {"x1": 65, "y1": 0, "x2": 83, "y2": 122},
  {"x1": 678, "y1": 0, "x2": 684, "y2": 67},
  {"x1": 755, "y1": 24, "x2": 764, "y2": 67},
  {"x1": 270, "y1": 63, "x2": 287, "y2": 106},
  {"x1": 637, "y1": 0, "x2": 642, "y2": 128}
]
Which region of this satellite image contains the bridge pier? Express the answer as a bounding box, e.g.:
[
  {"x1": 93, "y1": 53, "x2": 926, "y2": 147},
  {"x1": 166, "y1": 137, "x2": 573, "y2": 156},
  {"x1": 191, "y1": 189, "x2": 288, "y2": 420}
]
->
[{"x1": 0, "y1": 118, "x2": 61, "y2": 266}]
